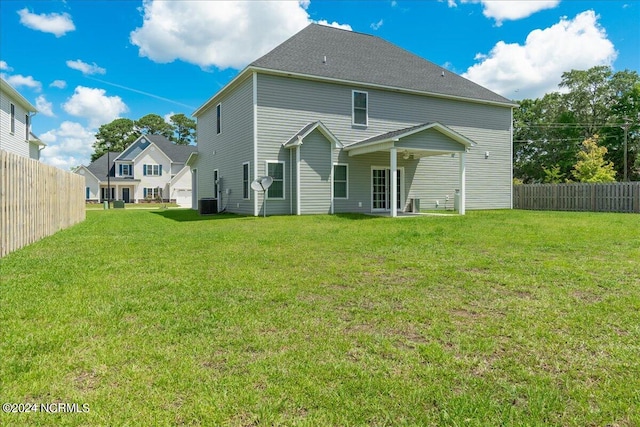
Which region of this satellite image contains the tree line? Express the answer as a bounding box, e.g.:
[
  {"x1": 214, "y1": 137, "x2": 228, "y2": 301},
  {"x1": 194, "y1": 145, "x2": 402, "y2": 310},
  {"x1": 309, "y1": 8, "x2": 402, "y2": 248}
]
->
[
  {"x1": 91, "y1": 113, "x2": 196, "y2": 162},
  {"x1": 514, "y1": 65, "x2": 640, "y2": 183}
]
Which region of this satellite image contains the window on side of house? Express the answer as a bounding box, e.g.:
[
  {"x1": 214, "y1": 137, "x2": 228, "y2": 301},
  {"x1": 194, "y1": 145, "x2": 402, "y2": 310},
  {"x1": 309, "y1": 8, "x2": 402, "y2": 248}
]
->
[
  {"x1": 10, "y1": 103, "x2": 15, "y2": 134},
  {"x1": 243, "y1": 162, "x2": 250, "y2": 199},
  {"x1": 216, "y1": 103, "x2": 222, "y2": 134},
  {"x1": 352, "y1": 90, "x2": 368, "y2": 126},
  {"x1": 143, "y1": 164, "x2": 162, "y2": 176},
  {"x1": 333, "y1": 164, "x2": 348, "y2": 199},
  {"x1": 213, "y1": 169, "x2": 219, "y2": 198},
  {"x1": 266, "y1": 161, "x2": 284, "y2": 199},
  {"x1": 86, "y1": 187, "x2": 90, "y2": 199},
  {"x1": 25, "y1": 114, "x2": 30, "y2": 140}
]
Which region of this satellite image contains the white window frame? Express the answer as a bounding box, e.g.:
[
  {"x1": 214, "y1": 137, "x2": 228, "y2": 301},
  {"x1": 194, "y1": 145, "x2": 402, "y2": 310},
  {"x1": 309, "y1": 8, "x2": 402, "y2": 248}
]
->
[
  {"x1": 145, "y1": 187, "x2": 162, "y2": 199},
  {"x1": 265, "y1": 160, "x2": 285, "y2": 200},
  {"x1": 145, "y1": 164, "x2": 161, "y2": 176},
  {"x1": 216, "y1": 103, "x2": 222, "y2": 134},
  {"x1": 352, "y1": 90, "x2": 368, "y2": 127},
  {"x1": 242, "y1": 162, "x2": 250, "y2": 200},
  {"x1": 333, "y1": 163, "x2": 349, "y2": 199}
]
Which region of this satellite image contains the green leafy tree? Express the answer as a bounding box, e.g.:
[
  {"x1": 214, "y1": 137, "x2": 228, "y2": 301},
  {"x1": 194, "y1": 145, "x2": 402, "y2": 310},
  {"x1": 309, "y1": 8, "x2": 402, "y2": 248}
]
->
[
  {"x1": 169, "y1": 113, "x2": 196, "y2": 145},
  {"x1": 92, "y1": 118, "x2": 139, "y2": 162},
  {"x1": 135, "y1": 114, "x2": 173, "y2": 138},
  {"x1": 572, "y1": 135, "x2": 616, "y2": 183},
  {"x1": 542, "y1": 165, "x2": 566, "y2": 183}
]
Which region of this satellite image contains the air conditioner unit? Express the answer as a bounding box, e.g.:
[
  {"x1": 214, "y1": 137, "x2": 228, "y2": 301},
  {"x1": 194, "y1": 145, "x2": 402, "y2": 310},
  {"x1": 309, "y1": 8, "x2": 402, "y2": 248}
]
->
[{"x1": 198, "y1": 198, "x2": 218, "y2": 215}]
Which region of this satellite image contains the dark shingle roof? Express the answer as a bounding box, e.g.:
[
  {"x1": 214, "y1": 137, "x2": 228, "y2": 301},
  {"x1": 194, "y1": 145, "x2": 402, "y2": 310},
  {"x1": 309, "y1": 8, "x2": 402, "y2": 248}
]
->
[
  {"x1": 144, "y1": 135, "x2": 197, "y2": 163},
  {"x1": 251, "y1": 24, "x2": 512, "y2": 105},
  {"x1": 86, "y1": 151, "x2": 120, "y2": 179}
]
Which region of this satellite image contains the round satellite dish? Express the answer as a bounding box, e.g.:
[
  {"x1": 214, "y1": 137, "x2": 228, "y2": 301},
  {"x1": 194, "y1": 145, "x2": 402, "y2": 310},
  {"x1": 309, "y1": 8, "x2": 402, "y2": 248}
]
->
[
  {"x1": 251, "y1": 179, "x2": 263, "y2": 192},
  {"x1": 260, "y1": 176, "x2": 273, "y2": 190}
]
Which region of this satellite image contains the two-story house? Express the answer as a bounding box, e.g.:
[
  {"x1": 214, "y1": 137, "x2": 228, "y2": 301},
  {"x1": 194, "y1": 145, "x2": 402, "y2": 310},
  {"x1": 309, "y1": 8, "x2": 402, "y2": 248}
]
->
[
  {"x1": 76, "y1": 134, "x2": 197, "y2": 206},
  {"x1": 0, "y1": 77, "x2": 45, "y2": 160},
  {"x1": 191, "y1": 24, "x2": 516, "y2": 216}
]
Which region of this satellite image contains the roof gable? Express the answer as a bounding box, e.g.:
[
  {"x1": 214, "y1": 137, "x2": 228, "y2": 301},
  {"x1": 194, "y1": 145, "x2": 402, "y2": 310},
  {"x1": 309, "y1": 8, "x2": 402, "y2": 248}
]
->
[
  {"x1": 1, "y1": 77, "x2": 37, "y2": 112},
  {"x1": 282, "y1": 121, "x2": 343, "y2": 149},
  {"x1": 251, "y1": 24, "x2": 513, "y2": 106}
]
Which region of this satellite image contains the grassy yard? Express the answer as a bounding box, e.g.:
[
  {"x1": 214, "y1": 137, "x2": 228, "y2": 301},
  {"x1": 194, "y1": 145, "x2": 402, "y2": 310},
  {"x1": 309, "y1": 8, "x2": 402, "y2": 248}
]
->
[{"x1": 1, "y1": 209, "x2": 639, "y2": 426}]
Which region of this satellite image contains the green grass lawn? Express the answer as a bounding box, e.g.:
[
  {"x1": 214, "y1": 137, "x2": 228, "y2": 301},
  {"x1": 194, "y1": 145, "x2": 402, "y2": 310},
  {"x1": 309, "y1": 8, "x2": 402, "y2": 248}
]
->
[{"x1": 1, "y1": 210, "x2": 639, "y2": 426}]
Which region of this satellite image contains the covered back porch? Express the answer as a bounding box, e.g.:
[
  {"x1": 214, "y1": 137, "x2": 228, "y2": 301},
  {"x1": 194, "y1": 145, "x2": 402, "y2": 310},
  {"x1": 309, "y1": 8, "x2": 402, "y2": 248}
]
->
[{"x1": 344, "y1": 122, "x2": 476, "y2": 217}]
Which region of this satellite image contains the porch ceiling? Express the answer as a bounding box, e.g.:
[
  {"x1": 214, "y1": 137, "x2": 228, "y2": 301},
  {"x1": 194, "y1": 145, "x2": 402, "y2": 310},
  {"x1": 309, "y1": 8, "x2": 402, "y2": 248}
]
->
[{"x1": 344, "y1": 122, "x2": 476, "y2": 157}]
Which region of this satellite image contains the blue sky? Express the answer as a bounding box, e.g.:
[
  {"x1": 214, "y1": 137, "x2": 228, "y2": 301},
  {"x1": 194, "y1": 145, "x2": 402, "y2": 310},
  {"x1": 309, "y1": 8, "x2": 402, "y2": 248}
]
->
[{"x1": 1, "y1": 0, "x2": 638, "y2": 170}]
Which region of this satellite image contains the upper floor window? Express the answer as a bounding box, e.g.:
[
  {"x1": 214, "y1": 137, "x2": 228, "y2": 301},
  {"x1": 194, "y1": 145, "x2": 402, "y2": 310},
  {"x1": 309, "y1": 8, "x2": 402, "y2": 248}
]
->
[
  {"x1": 25, "y1": 114, "x2": 30, "y2": 140},
  {"x1": 352, "y1": 91, "x2": 368, "y2": 126},
  {"x1": 216, "y1": 103, "x2": 222, "y2": 134},
  {"x1": 119, "y1": 164, "x2": 132, "y2": 176},
  {"x1": 10, "y1": 103, "x2": 15, "y2": 134},
  {"x1": 266, "y1": 161, "x2": 284, "y2": 199},
  {"x1": 143, "y1": 164, "x2": 162, "y2": 176}
]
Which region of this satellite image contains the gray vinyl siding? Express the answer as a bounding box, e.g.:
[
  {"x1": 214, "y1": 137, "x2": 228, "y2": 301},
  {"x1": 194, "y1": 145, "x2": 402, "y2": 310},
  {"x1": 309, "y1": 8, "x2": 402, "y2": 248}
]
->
[
  {"x1": 195, "y1": 74, "x2": 254, "y2": 214},
  {"x1": 299, "y1": 129, "x2": 332, "y2": 214},
  {"x1": 396, "y1": 129, "x2": 466, "y2": 153},
  {"x1": 256, "y1": 73, "x2": 511, "y2": 212},
  {"x1": 0, "y1": 91, "x2": 31, "y2": 158}
]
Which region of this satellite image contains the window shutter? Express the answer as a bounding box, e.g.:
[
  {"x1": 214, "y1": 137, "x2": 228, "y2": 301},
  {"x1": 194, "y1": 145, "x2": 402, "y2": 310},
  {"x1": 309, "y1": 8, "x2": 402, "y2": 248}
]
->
[
  {"x1": 159, "y1": 165, "x2": 163, "y2": 176},
  {"x1": 119, "y1": 164, "x2": 122, "y2": 176},
  {"x1": 143, "y1": 188, "x2": 147, "y2": 198},
  {"x1": 143, "y1": 165, "x2": 147, "y2": 176}
]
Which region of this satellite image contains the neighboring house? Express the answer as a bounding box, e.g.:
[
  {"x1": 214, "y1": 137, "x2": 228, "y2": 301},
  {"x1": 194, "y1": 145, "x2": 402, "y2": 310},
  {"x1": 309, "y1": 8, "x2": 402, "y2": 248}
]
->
[
  {"x1": 75, "y1": 134, "x2": 197, "y2": 207},
  {"x1": 0, "y1": 77, "x2": 45, "y2": 160},
  {"x1": 192, "y1": 24, "x2": 516, "y2": 217}
]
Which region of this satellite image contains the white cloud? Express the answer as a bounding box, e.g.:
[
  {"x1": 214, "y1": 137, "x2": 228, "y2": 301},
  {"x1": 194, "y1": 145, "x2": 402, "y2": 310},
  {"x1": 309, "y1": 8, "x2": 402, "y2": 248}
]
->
[
  {"x1": 35, "y1": 95, "x2": 54, "y2": 116},
  {"x1": 130, "y1": 0, "x2": 351, "y2": 69},
  {"x1": 370, "y1": 19, "x2": 384, "y2": 31},
  {"x1": 462, "y1": 10, "x2": 617, "y2": 100},
  {"x1": 39, "y1": 121, "x2": 97, "y2": 170},
  {"x1": 17, "y1": 8, "x2": 75, "y2": 37},
  {"x1": 3, "y1": 74, "x2": 42, "y2": 92},
  {"x1": 63, "y1": 86, "x2": 128, "y2": 129},
  {"x1": 0, "y1": 61, "x2": 12, "y2": 71},
  {"x1": 66, "y1": 59, "x2": 106, "y2": 75},
  {"x1": 445, "y1": 0, "x2": 559, "y2": 25},
  {"x1": 316, "y1": 20, "x2": 353, "y2": 31},
  {"x1": 50, "y1": 80, "x2": 67, "y2": 89}
]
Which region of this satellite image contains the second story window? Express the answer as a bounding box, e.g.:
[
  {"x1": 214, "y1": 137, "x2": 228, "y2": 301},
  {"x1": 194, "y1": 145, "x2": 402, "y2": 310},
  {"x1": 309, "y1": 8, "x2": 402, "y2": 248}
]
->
[
  {"x1": 352, "y1": 91, "x2": 368, "y2": 126},
  {"x1": 25, "y1": 114, "x2": 30, "y2": 140},
  {"x1": 143, "y1": 164, "x2": 162, "y2": 176},
  {"x1": 120, "y1": 164, "x2": 132, "y2": 176},
  {"x1": 216, "y1": 103, "x2": 222, "y2": 134}
]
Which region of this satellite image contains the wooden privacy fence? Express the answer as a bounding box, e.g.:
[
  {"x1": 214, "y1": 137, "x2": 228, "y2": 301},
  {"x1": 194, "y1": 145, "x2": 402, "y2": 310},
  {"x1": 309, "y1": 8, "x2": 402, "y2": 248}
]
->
[
  {"x1": 513, "y1": 182, "x2": 640, "y2": 213},
  {"x1": 1, "y1": 150, "x2": 86, "y2": 257}
]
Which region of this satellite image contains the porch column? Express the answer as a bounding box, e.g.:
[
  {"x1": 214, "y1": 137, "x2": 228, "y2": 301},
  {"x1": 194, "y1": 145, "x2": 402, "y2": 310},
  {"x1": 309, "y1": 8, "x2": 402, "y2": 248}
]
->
[
  {"x1": 459, "y1": 151, "x2": 466, "y2": 215},
  {"x1": 390, "y1": 147, "x2": 397, "y2": 217}
]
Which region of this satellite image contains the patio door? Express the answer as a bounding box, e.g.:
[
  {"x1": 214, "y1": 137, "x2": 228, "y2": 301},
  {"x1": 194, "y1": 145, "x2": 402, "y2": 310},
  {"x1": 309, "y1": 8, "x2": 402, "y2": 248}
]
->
[{"x1": 372, "y1": 168, "x2": 403, "y2": 211}]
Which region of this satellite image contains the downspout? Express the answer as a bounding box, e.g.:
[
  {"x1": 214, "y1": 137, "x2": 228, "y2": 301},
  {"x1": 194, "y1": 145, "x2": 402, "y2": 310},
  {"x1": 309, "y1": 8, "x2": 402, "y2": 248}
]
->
[{"x1": 289, "y1": 148, "x2": 292, "y2": 214}]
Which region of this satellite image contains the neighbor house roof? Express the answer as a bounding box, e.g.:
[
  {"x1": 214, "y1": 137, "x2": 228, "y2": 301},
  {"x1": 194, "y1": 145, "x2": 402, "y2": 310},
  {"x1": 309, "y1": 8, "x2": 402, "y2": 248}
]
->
[
  {"x1": 143, "y1": 135, "x2": 197, "y2": 163},
  {"x1": 86, "y1": 151, "x2": 121, "y2": 180}
]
